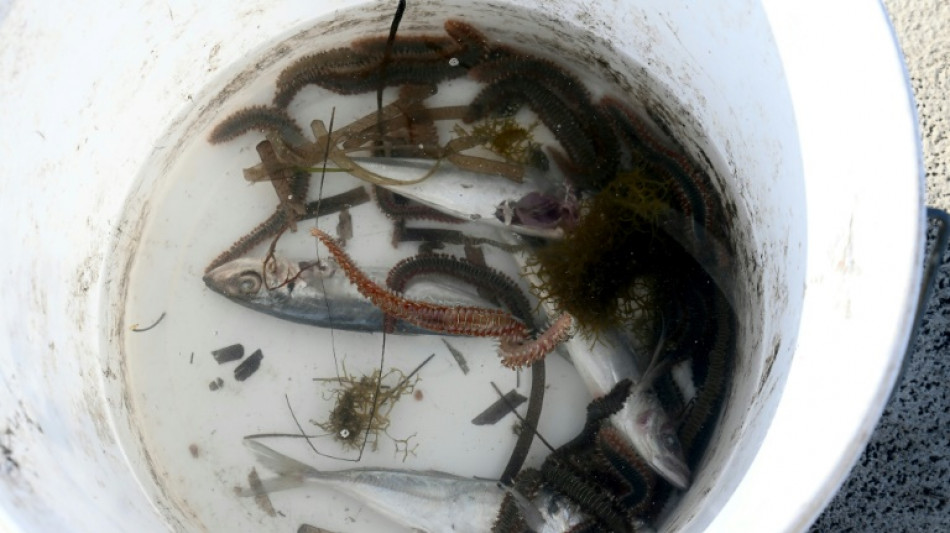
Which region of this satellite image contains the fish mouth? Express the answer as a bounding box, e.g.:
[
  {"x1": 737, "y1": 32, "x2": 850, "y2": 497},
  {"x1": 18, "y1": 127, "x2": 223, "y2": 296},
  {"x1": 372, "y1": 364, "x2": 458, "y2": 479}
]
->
[
  {"x1": 202, "y1": 270, "x2": 225, "y2": 293},
  {"x1": 654, "y1": 452, "x2": 691, "y2": 490}
]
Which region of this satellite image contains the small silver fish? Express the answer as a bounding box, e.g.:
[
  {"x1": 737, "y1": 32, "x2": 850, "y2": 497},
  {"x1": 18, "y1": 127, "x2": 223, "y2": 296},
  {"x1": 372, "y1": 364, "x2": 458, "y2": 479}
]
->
[
  {"x1": 241, "y1": 440, "x2": 590, "y2": 533},
  {"x1": 563, "y1": 330, "x2": 691, "y2": 490},
  {"x1": 203, "y1": 256, "x2": 492, "y2": 334},
  {"x1": 352, "y1": 157, "x2": 565, "y2": 240}
]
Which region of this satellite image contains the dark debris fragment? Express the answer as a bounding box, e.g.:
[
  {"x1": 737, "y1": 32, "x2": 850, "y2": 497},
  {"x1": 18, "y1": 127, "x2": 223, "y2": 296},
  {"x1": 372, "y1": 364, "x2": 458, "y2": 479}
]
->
[
  {"x1": 212, "y1": 343, "x2": 244, "y2": 364},
  {"x1": 234, "y1": 349, "x2": 264, "y2": 381},
  {"x1": 471, "y1": 389, "x2": 527, "y2": 425},
  {"x1": 248, "y1": 467, "x2": 277, "y2": 517}
]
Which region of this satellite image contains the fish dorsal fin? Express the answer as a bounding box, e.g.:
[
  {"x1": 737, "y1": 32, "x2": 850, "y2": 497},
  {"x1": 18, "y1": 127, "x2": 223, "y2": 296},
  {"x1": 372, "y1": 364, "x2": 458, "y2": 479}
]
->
[{"x1": 638, "y1": 317, "x2": 671, "y2": 391}]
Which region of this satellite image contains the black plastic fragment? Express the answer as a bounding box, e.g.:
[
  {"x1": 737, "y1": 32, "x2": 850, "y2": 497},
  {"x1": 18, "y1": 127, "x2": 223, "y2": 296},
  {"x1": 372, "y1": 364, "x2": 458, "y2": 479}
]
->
[
  {"x1": 234, "y1": 349, "x2": 263, "y2": 381},
  {"x1": 211, "y1": 343, "x2": 244, "y2": 364},
  {"x1": 471, "y1": 389, "x2": 528, "y2": 425}
]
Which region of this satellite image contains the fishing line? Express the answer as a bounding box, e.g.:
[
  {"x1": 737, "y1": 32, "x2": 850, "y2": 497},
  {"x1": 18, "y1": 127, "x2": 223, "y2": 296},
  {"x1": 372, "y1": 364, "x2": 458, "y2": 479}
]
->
[
  {"x1": 130, "y1": 311, "x2": 166, "y2": 332},
  {"x1": 376, "y1": 0, "x2": 407, "y2": 157},
  {"x1": 310, "y1": 107, "x2": 344, "y2": 385},
  {"x1": 490, "y1": 381, "x2": 555, "y2": 454},
  {"x1": 243, "y1": 431, "x2": 324, "y2": 440},
  {"x1": 276, "y1": 391, "x2": 369, "y2": 462},
  {"x1": 355, "y1": 329, "x2": 388, "y2": 462},
  {"x1": 282, "y1": 393, "x2": 336, "y2": 459}
]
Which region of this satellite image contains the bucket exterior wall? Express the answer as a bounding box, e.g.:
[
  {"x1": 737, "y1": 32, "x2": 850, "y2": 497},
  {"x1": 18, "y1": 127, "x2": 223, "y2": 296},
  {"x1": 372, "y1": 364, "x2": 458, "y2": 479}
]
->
[{"x1": 0, "y1": 1, "x2": 921, "y2": 532}]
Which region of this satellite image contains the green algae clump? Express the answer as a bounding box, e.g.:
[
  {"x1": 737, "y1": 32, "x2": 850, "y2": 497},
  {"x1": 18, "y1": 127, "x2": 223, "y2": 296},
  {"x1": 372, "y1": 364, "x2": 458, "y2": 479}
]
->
[{"x1": 529, "y1": 169, "x2": 690, "y2": 336}]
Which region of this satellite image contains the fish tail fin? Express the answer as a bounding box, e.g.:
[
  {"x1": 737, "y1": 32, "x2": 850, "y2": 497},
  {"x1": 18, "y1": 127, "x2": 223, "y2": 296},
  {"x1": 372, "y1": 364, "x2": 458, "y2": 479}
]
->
[
  {"x1": 235, "y1": 474, "x2": 308, "y2": 497},
  {"x1": 238, "y1": 438, "x2": 327, "y2": 497}
]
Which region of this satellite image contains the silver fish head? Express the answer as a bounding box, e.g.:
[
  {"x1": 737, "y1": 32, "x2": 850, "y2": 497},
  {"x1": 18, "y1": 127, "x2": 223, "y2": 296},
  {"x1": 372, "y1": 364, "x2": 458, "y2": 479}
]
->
[
  {"x1": 203, "y1": 256, "x2": 335, "y2": 302},
  {"x1": 620, "y1": 389, "x2": 691, "y2": 490}
]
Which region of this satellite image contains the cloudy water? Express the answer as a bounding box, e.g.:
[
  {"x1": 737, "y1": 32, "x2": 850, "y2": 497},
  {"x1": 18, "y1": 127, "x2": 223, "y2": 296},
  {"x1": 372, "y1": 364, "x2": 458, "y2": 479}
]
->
[{"x1": 118, "y1": 2, "x2": 737, "y2": 531}]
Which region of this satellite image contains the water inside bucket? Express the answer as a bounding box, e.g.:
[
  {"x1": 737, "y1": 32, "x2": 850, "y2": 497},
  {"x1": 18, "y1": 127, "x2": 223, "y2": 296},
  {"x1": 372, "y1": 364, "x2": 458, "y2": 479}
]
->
[{"x1": 118, "y1": 2, "x2": 740, "y2": 531}]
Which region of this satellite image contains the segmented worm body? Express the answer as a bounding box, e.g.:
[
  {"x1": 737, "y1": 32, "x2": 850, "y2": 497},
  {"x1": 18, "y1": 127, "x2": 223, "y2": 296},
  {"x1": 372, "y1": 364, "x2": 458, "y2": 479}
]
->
[
  {"x1": 385, "y1": 253, "x2": 534, "y2": 328},
  {"x1": 678, "y1": 290, "x2": 733, "y2": 467},
  {"x1": 311, "y1": 228, "x2": 528, "y2": 339},
  {"x1": 466, "y1": 78, "x2": 598, "y2": 171},
  {"x1": 498, "y1": 312, "x2": 573, "y2": 369},
  {"x1": 205, "y1": 187, "x2": 370, "y2": 273},
  {"x1": 469, "y1": 52, "x2": 620, "y2": 188},
  {"x1": 601, "y1": 96, "x2": 716, "y2": 235},
  {"x1": 596, "y1": 426, "x2": 657, "y2": 516},
  {"x1": 273, "y1": 20, "x2": 491, "y2": 107},
  {"x1": 208, "y1": 105, "x2": 306, "y2": 145}
]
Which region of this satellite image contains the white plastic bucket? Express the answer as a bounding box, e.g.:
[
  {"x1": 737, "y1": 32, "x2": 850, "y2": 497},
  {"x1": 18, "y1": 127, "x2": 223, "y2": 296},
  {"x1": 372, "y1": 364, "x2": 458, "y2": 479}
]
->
[{"x1": 0, "y1": 1, "x2": 922, "y2": 532}]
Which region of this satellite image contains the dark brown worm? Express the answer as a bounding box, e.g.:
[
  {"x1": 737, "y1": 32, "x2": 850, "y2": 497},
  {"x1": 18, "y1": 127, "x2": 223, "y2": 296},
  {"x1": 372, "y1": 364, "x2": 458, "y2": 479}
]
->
[
  {"x1": 549, "y1": 378, "x2": 634, "y2": 460},
  {"x1": 541, "y1": 457, "x2": 633, "y2": 533},
  {"x1": 206, "y1": 210, "x2": 289, "y2": 274},
  {"x1": 379, "y1": 249, "x2": 546, "y2": 483},
  {"x1": 443, "y1": 19, "x2": 495, "y2": 66},
  {"x1": 352, "y1": 34, "x2": 457, "y2": 57},
  {"x1": 465, "y1": 77, "x2": 604, "y2": 186},
  {"x1": 678, "y1": 289, "x2": 733, "y2": 468},
  {"x1": 467, "y1": 53, "x2": 619, "y2": 189},
  {"x1": 311, "y1": 57, "x2": 467, "y2": 96},
  {"x1": 385, "y1": 253, "x2": 535, "y2": 329},
  {"x1": 273, "y1": 47, "x2": 367, "y2": 107},
  {"x1": 491, "y1": 495, "x2": 532, "y2": 533},
  {"x1": 204, "y1": 186, "x2": 370, "y2": 273},
  {"x1": 208, "y1": 105, "x2": 306, "y2": 145},
  {"x1": 469, "y1": 52, "x2": 595, "y2": 119},
  {"x1": 595, "y1": 426, "x2": 657, "y2": 516},
  {"x1": 273, "y1": 20, "x2": 490, "y2": 107},
  {"x1": 601, "y1": 96, "x2": 714, "y2": 231}
]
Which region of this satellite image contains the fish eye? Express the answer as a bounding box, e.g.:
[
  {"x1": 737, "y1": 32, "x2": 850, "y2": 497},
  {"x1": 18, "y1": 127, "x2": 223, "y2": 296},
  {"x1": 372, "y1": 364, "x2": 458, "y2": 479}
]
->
[
  {"x1": 663, "y1": 431, "x2": 682, "y2": 452},
  {"x1": 234, "y1": 271, "x2": 262, "y2": 295}
]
